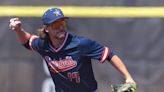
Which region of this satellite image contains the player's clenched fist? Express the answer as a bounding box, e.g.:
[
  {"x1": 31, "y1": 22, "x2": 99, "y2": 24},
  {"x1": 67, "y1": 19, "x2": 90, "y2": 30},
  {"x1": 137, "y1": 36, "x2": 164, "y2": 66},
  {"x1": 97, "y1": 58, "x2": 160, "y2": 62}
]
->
[{"x1": 9, "y1": 18, "x2": 22, "y2": 31}]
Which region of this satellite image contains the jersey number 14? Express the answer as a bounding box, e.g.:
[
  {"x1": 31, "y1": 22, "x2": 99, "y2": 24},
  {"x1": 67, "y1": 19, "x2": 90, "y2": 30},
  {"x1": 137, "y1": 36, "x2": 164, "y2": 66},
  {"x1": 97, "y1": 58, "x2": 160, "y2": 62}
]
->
[{"x1": 67, "y1": 72, "x2": 80, "y2": 83}]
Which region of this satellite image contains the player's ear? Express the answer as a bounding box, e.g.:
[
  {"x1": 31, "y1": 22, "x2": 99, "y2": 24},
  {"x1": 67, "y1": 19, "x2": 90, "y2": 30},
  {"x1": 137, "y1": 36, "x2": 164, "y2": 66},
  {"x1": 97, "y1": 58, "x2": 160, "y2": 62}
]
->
[
  {"x1": 44, "y1": 25, "x2": 49, "y2": 33},
  {"x1": 45, "y1": 29, "x2": 49, "y2": 33}
]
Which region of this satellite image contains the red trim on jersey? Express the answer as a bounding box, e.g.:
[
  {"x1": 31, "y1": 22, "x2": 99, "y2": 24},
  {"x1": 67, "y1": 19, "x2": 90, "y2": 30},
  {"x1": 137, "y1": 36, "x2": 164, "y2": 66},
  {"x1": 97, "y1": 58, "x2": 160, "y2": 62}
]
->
[
  {"x1": 100, "y1": 47, "x2": 110, "y2": 63},
  {"x1": 29, "y1": 35, "x2": 39, "y2": 50}
]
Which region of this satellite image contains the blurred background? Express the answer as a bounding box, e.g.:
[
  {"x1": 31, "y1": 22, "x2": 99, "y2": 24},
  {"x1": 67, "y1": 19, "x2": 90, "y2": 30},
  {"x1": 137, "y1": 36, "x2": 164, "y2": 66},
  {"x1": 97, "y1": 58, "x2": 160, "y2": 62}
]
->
[{"x1": 0, "y1": 0, "x2": 164, "y2": 92}]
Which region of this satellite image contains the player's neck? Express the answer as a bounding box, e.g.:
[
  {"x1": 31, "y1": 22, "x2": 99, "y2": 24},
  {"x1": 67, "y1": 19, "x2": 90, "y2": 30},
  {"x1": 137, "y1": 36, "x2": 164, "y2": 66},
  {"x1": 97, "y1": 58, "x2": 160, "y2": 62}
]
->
[{"x1": 50, "y1": 37, "x2": 65, "y2": 49}]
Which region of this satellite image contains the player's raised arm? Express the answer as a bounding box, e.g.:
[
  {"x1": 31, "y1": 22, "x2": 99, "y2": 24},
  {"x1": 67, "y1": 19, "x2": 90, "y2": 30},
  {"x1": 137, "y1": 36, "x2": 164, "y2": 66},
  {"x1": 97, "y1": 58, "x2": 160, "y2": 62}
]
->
[{"x1": 9, "y1": 18, "x2": 31, "y2": 44}]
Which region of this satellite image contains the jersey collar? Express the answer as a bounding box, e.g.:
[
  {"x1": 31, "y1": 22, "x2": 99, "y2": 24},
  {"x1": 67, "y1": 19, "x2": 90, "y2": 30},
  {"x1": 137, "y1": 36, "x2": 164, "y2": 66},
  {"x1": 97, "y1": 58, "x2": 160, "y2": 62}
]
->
[{"x1": 49, "y1": 32, "x2": 69, "y2": 52}]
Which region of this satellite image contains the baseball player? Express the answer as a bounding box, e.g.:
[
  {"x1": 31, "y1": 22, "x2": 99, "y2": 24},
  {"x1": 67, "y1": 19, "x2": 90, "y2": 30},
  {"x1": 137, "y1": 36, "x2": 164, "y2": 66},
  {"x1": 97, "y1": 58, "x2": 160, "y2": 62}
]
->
[{"x1": 9, "y1": 8, "x2": 136, "y2": 92}]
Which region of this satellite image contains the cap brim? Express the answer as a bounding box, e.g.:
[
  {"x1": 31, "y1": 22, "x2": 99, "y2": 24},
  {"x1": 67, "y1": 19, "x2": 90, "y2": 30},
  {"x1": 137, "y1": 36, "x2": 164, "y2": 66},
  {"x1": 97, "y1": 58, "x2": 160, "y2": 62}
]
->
[
  {"x1": 46, "y1": 17, "x2": 69, "y2": 25},
  {"x1": 62, "y1": 17, "x2": 69, "y2": 20}
]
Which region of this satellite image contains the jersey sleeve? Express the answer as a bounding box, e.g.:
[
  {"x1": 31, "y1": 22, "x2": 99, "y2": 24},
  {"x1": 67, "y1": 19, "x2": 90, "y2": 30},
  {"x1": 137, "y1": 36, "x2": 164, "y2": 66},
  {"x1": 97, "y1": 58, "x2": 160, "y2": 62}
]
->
[
  {"x1": 80, "y1": 38, "x2": 115, "y2": 63},
  {"x1": 28, "y1": 34, "x2": 44, "y2": 52}
]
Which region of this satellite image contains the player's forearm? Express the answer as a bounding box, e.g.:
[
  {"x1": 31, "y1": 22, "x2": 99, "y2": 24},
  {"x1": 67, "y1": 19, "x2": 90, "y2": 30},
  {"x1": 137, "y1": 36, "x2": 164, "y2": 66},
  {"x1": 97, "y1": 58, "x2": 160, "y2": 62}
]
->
[
  {"x1": 9, "y1": 18, "x2": 31, "y2": 44},
  {"x1": 110, "y1": 55, "x2": 134, "y2": 82},
  {"x1": 15, "y1": 28, "x2": 31, "y2": 44}
]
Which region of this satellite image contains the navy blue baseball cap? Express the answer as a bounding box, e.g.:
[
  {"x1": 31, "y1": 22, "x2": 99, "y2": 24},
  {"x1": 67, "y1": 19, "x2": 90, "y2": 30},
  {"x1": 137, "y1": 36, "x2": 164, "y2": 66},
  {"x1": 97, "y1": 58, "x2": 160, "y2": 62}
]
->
[{"x1": 42, "y1": 8, "x2": 68, "y2": 25}]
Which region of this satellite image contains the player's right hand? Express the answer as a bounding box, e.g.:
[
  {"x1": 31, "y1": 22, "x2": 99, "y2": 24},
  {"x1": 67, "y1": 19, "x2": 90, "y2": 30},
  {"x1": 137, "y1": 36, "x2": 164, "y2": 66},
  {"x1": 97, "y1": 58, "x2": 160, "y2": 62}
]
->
[{"x1": 9, "y1": 18, "x2": 22, "y2": 31}]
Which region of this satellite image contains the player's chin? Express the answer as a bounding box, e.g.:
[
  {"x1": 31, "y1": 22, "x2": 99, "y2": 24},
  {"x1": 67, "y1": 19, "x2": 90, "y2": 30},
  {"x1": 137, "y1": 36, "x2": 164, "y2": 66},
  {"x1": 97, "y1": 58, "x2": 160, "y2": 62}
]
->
[{"x1": 57, "y1": 32, "x2": 66, "y2": 39}]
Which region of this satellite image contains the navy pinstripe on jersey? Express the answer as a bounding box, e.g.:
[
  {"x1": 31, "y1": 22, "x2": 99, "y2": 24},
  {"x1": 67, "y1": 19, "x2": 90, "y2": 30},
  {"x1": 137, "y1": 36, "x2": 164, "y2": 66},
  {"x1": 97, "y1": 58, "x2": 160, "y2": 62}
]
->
[{"x1": 28, "y1": 32, "x2": 114, "y2": 92}]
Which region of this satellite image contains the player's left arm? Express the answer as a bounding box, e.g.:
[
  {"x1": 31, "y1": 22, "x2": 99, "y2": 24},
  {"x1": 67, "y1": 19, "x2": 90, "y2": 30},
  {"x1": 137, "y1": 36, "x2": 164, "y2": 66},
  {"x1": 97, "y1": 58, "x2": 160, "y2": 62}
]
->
[
  {"x1": 109, "y1": 55, "x2": 135, "y2": 83},
  {"x1": 109, "y1": 55, "x2": 136, "y2": 92},
  {"x1": 80, "y1": 38, "x2": 135, "y2": 83}
]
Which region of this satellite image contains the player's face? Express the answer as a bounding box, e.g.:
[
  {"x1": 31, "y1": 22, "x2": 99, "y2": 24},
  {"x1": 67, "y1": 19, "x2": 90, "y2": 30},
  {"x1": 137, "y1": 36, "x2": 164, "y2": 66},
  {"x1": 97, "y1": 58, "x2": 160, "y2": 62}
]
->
[{"x1": 46, "y1": 18, "x2": 67, "y2": 40}]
